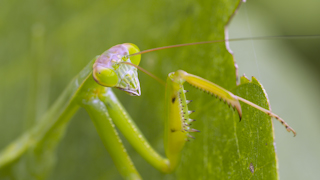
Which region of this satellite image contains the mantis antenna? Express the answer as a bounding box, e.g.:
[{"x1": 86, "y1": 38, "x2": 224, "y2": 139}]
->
[{"x1": 129, "y1": 35, "x2": 320, "y2": 57}]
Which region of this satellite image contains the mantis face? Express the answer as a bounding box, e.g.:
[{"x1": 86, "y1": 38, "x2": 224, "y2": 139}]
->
[{"x1": 92, "y1": 43, "x2": 142, "y2": 96}]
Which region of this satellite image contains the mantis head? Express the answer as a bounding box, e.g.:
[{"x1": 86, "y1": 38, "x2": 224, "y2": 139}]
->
[{"x1": 92, "y1": 43, "x2": 142, "y2": 96}]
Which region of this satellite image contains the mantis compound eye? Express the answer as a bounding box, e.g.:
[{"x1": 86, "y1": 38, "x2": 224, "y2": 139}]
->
[
  {"x1": 123, "y1": 43, "x2": 141, "y2": 66},
  {"x1": 93, "y1": 66, "x2": 118, "y2": 87}
]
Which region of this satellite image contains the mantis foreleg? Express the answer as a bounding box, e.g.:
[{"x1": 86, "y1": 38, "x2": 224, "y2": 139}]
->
[{"x1": 166, "y1": 70, "x2": 296, "y2": 137}]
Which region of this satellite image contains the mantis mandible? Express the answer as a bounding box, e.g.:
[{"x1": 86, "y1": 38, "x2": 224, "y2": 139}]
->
[{"x1": 0, "y1": 36, "x2": 300, "y2": 179}]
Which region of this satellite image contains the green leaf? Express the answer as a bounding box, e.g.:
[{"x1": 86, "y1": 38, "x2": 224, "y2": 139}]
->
[{"x1": 0, "y1": 0, "x2": 278, "y2": 179}]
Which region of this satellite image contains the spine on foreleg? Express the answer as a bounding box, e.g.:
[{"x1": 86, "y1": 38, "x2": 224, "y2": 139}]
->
[{"x1": 164, "y1": 71, "x2": 192, "y2": 172}]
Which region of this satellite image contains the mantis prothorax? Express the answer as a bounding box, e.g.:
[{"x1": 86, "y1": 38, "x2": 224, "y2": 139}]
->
[{"x1": 0, "y1": 36, "x2": 305, "y2": 179}]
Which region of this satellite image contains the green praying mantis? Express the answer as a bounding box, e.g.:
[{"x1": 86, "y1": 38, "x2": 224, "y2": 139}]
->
[{"x1": 0, "y1": 36, "x2": 301, "y2": 179}]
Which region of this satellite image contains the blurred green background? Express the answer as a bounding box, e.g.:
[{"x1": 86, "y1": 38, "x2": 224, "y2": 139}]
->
[{"x1": 0, "y1": 0, "x2": 319, "y2": 179}]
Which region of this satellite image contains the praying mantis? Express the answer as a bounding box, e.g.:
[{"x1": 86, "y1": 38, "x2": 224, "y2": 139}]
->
[
  {"x1": 1, "y1": 0, "x2": 318, "y2": 179},
  {"x1": 0, "y1": 38, "x2": 299, "y2": 179}
]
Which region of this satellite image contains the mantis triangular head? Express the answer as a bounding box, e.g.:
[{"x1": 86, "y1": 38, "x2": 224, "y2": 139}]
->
[{"x1": 92, "y1": 43, "x2": 142, "y2": 96}]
